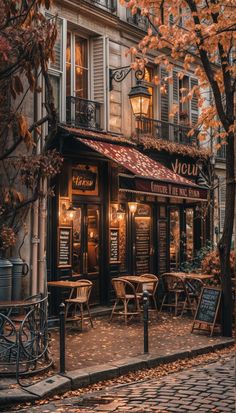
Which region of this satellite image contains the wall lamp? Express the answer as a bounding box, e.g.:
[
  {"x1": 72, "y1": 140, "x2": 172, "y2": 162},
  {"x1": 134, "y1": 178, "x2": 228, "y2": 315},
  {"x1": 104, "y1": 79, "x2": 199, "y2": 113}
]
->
[{"x1": 109, "y1": 66, "x2": 151, "y2": 118}]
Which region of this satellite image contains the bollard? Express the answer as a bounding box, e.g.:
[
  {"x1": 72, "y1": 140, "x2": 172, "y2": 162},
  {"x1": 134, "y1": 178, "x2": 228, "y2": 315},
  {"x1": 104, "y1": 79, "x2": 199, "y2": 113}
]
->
[
  {"x1": 143, "y1": 290, "x2": 149, "y2": 354},
  {"x1": 59, "y1": 302, "x2": 66, "y2": 374}
]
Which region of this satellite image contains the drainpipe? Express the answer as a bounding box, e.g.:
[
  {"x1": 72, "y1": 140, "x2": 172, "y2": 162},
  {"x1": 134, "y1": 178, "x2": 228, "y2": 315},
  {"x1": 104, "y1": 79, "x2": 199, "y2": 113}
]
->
[
  {"x1": 38, "y1": 177, "x2": 47, "y2": 295},
  {"x1": 31, "y1": 71, "x2": 40, "y2": 295}
]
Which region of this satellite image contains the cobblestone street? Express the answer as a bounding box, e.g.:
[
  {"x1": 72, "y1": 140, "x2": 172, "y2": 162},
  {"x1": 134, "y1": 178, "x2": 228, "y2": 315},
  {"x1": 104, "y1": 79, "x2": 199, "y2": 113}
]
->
[{"x1": 10, "y1": 352, "x2": 235, "y2": 413}]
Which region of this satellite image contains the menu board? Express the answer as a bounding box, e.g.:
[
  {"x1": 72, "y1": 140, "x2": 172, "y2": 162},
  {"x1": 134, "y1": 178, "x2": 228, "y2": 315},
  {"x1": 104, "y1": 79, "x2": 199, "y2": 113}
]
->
[
  {"x1": 158, "y1": 221, "x2": 167, "y2": 274},
  {"x1": 58, "y1": 226, "x2": 72, "y2": 267},
  {"x1": 110, "y1": 229, "x2": 119, "y2": 263},
  {"x1": 192, "y1": 287, "x2": 221, "y2": 336},
  {"x1": 195, "y1": 287, "x2": 221, "y2": 324},
  {"x1": 135, "y1": 217, "x2": 151, "y2": 275}
]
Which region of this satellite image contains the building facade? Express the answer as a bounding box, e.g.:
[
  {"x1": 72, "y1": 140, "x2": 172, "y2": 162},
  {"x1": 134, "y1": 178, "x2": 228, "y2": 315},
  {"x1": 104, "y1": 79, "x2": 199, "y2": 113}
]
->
[{"x1": 39, "y1": 0, "x2": 214, "y2": 315}]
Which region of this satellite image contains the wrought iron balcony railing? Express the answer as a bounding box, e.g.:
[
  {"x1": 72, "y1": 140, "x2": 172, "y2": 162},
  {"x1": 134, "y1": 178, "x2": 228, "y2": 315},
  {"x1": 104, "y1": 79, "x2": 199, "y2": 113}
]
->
[
  {"x1": 86, "y1": 0, "x2": 117, "y2": 12},
  {"x1": 137, "y1": 117, "x2": 199, "y2": 146},
  {"x1": 216, "y1": 145, "x2": 226, "y2": 161},
  {"x1": 66, "y1": 96, "x2": 102, "y2": 131}
]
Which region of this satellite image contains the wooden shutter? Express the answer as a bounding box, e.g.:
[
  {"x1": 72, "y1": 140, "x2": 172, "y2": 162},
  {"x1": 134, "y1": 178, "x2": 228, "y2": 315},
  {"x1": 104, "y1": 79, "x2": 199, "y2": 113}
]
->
[
  {"x1": 160, "y1": 68, "x2": 170, "y2": 139},
  {"x1": 173, "y1": 70, "x2": 179, "y2": 124},
  {"x1": 91, "y1": 36, "x2": 107, "y2": 129},
  {"x1": 49, "y1": 18, "x2": 63, "y2": 72},
  {"x1": 190, "y1": 78, "x2": 199, "y2": 126},
  {"x1": 160, "y1": 68, "x2": 169, "y2": 122}
]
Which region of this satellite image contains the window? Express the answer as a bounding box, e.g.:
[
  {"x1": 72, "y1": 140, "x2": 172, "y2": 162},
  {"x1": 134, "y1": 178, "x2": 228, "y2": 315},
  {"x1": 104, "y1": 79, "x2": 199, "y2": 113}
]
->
[
  {"x1": 66, "y1": 33, "x2": 88, "y2": 99},
  {"x1": 169, "y1": 207, "x2": 180, "y2": 270}
]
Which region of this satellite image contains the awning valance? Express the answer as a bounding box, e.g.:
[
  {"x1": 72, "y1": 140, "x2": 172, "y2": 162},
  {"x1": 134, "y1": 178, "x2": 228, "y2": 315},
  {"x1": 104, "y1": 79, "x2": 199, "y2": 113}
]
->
[{"x1": 78, "y1": 138, "x2": 208, "y2": 201}]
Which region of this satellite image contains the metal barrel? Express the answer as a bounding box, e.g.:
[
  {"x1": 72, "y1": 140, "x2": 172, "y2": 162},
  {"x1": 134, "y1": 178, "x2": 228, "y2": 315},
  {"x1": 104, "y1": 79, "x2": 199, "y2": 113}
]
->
[
  {"x1": 9, "y1": 257, "x2": 28, "y2": 301},
  {"x1": 0, "y1": 258, "x2": 13, "y2": 301}
]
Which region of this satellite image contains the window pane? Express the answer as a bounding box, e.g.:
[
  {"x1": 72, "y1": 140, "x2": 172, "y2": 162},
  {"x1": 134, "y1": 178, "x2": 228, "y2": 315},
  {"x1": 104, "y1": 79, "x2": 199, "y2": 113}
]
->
[
  {"x1": 74, "y1": 36, "x2": 88, "y2": 98},
  {"x1": 169, "y1": 208, "x2": 180, "y2": 270},
  {"x1": 48, "y1": 74, "x2": 60, "y2": 114},
  {"x1": 66, "y1": 63, "x2": 71, "y2": 96},
  {"x1": 75, "y1": 36, "x2": 88, "y2": 68},
  {"x1": 75, "y1": 68, "x2": 88, "y2": 98}
]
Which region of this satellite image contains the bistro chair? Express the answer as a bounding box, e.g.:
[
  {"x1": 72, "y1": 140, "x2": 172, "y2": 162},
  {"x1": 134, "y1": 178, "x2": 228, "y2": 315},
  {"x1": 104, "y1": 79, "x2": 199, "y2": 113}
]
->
[
  {"x1": 138, "y1": 274, "x2": 159, "y2": 313},
  {"x1": 159, "y1": 274, "x2": 187, "y2": 316},
  {"x1": 110, "y1": 278, "x2": 141, "y2": 325},
  {"x1": 65, "y1": 280, "x2": 93, "y2": 330},
  {"x1": 181, "y1": 278, "x2": 204, "y2": 316}
]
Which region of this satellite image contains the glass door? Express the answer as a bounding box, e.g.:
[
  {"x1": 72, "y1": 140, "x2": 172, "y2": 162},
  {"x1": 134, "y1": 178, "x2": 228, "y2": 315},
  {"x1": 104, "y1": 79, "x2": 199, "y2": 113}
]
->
[{"x1": 72, "y1": 204, "x2": 100, "y2": 302}]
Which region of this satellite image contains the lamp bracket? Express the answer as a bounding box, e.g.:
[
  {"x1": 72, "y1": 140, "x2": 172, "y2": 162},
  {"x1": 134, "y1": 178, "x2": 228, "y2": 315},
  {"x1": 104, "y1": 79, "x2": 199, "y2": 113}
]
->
[{"x1": 109, "y1": 66, "x2": 145, "y2": 91}]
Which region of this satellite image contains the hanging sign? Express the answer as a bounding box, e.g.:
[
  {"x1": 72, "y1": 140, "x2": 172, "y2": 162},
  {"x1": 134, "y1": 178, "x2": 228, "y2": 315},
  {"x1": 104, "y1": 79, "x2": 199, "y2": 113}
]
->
[
  {"x1": 58, "y1": 226, "x2": 72, "y2": 267},
  {"x1": 191, "y1": 287, "x2": 221, "y2": 336}
]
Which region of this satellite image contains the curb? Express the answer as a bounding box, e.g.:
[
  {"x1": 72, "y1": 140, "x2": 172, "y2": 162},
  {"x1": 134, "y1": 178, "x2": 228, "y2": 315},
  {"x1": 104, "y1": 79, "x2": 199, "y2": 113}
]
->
[{"x1": 0, "y1": 338, "x2": 234, "y2": 410}]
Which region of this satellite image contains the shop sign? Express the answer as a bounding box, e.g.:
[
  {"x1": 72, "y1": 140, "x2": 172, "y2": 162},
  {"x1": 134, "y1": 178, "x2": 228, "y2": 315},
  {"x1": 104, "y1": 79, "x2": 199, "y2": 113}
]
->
[
  {"x1": 171, "y1": 159, "x2": 199, "y2": 177},
  {"x1": 135, "y1": 179, "x2": 208, "y2": 200},
  {"x1": 71, "y1": 165, "x2": 99, "y2": 196},
  {"x1": 72, "y1": 169, "x2": 96, "y2": 191}
]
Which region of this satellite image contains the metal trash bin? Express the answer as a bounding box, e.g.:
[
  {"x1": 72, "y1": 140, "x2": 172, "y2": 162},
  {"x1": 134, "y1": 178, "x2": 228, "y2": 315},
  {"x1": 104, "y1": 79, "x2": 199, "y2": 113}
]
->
[
  {"x1": 10, "y1": 257, "x2": 29, "y2": 301},
  {"x1": 0, "y1": 258, "x2": 13, "y2": 301}
]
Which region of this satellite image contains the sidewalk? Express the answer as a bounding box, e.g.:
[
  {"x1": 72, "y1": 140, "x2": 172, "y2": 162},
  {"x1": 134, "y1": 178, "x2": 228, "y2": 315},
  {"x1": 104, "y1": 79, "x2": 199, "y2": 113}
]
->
[{"x1": 0, "y1": 312, "x2": 234, "y2": 409}]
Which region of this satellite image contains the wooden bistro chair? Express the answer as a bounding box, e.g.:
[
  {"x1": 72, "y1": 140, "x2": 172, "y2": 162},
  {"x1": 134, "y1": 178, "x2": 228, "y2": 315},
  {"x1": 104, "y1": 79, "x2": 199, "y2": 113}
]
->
[
  {"x1": 160, "y1": 274, "x2": 187, "y2": 316},
  {"x1": 65, "y1": 280, "x2": 93, "y2": 330},
  {"x1": 181, "y1": 278, "x2": 204, "y2": 316},
  {"x1": 110, "y1": 278, "x2": 141, "y2": 325},
  {"x1": 138, "y1": 274, "x2": 159, "y2": 313}
]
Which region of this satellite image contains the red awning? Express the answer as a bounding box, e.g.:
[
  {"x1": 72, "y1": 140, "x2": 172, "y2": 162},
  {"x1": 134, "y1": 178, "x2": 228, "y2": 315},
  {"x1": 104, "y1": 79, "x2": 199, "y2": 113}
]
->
[
  {"x1": 78, "y1": 138, "x2": 208, "y2": 201},
  {"x1": 79, "y1": 138, "x2": 196, "y2": 186}
]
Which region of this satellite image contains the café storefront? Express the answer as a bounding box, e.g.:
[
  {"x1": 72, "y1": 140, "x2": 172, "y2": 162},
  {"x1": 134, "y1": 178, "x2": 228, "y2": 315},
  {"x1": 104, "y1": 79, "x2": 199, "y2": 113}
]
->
[{"x1": 47, "y1": 127, "x2": 209, "y2": 313}]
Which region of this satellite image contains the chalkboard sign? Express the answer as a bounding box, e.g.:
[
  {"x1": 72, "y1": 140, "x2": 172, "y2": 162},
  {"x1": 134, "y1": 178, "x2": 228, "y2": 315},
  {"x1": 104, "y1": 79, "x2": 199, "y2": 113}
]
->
[
  {"x1": 192, "y1": 287, "x2": 221, "y2": 336},
  {"x1": 58, "y1": 226, "x2": 72, "y2": 267},
  {"x1": 110, "y1": 228, "x2": 120, "y2": 263}
]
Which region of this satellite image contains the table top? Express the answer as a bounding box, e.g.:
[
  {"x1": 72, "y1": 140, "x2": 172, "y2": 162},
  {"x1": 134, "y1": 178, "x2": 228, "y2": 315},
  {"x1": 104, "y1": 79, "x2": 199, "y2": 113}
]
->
[
  {"x1": 119, "y1": 275, "x2": 157, "y2": 284},
  {"x1": 161, "y1": 272, "x2": 214, "y2": 281},
  {"x1": 48, "y1": 280, "x2": 89, "y2": 288}
]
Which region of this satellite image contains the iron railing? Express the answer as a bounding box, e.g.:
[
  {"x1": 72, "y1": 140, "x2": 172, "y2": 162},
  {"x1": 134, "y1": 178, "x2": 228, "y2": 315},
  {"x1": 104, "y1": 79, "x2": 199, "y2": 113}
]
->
[
  {"x1": 0, "y1": 295, "x2": 52, "y2": 382},
  {"x1": 216, "y1": 145, "x2": 226, "y2": 161},
  {"x1": 127, "y1": 10, "x2": 149, "y2": 30},
  {"x1": 137, "y1": 117, "x2": 199, "y2": 146},
  {"x1": 66, "y1": 96, "x2": 102, "y2": 130},
  {"x1": 85, "y1": 0, "x2": 117, "y2": 12}
]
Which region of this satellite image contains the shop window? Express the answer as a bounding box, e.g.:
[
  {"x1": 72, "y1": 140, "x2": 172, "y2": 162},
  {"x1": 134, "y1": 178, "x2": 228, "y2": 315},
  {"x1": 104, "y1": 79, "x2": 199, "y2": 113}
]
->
[
  {"x1": 185, "y1": 208, "x2": 194, "y2": 260},
  {"x1": 110, "y1": 204, "x2": 127, "y2": 271},
  {"x1": 169, "y1": 208, "x2": 180, "y2": 270}
]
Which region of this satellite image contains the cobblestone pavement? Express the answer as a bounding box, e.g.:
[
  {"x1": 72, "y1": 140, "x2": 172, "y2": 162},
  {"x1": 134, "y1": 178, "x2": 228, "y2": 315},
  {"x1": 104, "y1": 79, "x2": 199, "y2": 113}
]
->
[{"x1": 10, "y1": 353, "x2": 235, "y2": 413}]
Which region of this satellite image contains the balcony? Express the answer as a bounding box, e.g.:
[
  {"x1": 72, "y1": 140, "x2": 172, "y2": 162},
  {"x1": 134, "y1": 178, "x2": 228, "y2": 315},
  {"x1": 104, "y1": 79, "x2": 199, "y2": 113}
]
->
[
  {"x1": 127, "y1": 9, "x2": 149, "y2": 31},
  {"x1": 66, "y1": 96, "x2": 102, "y2": 131},
  {"x1": 85, "y1": 0, "x2": 117, "y2": 12},
  {"x1": 137, "y1": 117, "x2": 199, "y2": 146}
]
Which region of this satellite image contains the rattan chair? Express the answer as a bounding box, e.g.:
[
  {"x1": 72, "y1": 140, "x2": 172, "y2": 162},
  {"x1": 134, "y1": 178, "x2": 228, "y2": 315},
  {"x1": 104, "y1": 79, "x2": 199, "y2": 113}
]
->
[
  {"x1": 160, "y1": 274, "x2": 186, "y2": 316},
  {"x1": 138, "y1": 274, "x2": 159, "y2": 312},
  {"x1": 110, "y1": 278, "x2": 141, "y2": 324},
  {"x1": 65, "y1": 280, "x2": 93, "y2": 330}
]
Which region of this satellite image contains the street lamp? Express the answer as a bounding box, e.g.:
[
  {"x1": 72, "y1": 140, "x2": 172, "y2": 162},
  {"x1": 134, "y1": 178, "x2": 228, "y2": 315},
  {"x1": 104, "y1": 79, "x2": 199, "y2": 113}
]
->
[
  {"x1": 110, "y1": 65, "x2": 151, "y2": 118},
  {"x1": 128, "y1": 81, "x2": 151, "y2": 117}
]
